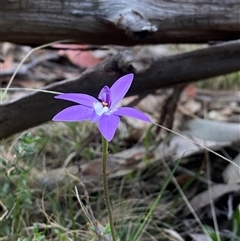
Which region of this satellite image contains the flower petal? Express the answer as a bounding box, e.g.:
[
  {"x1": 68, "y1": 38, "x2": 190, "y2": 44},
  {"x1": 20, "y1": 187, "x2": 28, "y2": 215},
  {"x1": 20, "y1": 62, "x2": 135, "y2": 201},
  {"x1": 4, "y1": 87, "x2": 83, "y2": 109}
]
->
[
  {"x1": 52, "y1": 105, "x2": 93, "y2": 121},
  {"x1": 98, "y1": 115, "x2": 120, "y2": 141},
  {"x1": 98, "y1": 86, "x2": 111, "y2": 105},
  {"x1": 114, "y1": 107, "x2": 151, "y2": 122},
  {"x1": 91, "y1": 102, "x2": 109, "y2": 123},
  {"x1": 110, "y1": 73, "x2": 134, "y2": 107},
  {"x1": 55, "y1": 93, "x2": 98, "y2": 107}
]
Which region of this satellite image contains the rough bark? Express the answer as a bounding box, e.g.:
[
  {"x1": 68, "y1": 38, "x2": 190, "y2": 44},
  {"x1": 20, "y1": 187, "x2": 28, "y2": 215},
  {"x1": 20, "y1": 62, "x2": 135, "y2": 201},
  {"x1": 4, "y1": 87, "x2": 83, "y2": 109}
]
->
[
  {"x1": 1, "y1": 0, "x2": 240, "y2": 45},
  {"x1": 1, "y1": 40, "x2": 240, "y2": 139}
]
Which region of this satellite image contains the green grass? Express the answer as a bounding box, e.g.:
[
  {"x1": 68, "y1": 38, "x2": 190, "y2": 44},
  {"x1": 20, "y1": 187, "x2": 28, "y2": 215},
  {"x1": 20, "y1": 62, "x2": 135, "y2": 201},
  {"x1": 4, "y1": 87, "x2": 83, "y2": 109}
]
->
[
  {"x1": 196, "y1": 72, "x2": 240, "y2": 90},
  {"x1": 0, "y1": 123, "x2": 175, "y2": 240}
]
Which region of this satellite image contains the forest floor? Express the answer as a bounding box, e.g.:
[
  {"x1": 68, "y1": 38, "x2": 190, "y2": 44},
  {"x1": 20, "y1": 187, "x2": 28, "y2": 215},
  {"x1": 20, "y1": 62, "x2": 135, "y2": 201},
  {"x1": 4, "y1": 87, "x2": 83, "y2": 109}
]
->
[{"x1": 0, "y1": 42, "x2": 240, "y2": 241}]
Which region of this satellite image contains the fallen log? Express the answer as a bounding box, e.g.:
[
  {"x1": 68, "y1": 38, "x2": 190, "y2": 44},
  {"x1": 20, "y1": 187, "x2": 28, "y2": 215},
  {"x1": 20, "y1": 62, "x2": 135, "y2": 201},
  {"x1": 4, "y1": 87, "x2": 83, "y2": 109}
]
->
[{"x1": 1, "y1": 0, "x2": 240, "y2": 45}]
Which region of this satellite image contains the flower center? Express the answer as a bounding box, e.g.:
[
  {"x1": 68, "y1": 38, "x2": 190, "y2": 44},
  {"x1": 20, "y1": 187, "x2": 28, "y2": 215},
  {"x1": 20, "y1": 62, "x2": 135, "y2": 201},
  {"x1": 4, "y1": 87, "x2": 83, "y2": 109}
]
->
[{"x1": 102, "y1": 101, "x2": 108, "y2": 107}]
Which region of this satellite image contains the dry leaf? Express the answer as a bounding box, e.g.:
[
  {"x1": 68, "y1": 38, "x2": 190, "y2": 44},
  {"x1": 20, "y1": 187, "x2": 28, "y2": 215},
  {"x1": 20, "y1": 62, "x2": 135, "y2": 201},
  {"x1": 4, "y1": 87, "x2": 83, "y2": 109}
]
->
[
  {"x1": 222, "y1": 153, "x2": 240, "y2": 183},
  {"x1": 156, "y1": 135, "x2": 229, "y2": 162},
  {"x1": 182, "y1": 118, "x2": 240, "y2": 142},
  {"x1": 82, "y1": 159, "x2": 117, "y2": 177},
  {"x1": 183, "y1": 183, "x2": 240, "y2": 216},
  {"x1": 55, "y1": 44, "x2": 104, "y2": 68},
  {"x1": 183, "y1": 99, "x2": 201, "y2": 114},
  {"x1": 188, "y1": 233, "x2": 212, "y2": 241},
  {"x1": 163, "y1": 229, "x2": 184, "y2": 241},
  {"x1": 0, "y1": 55, "x2": 13, "y2": 71},
  {"x1": 184, "y1": 84, "x2": 197, "y2": 99}
]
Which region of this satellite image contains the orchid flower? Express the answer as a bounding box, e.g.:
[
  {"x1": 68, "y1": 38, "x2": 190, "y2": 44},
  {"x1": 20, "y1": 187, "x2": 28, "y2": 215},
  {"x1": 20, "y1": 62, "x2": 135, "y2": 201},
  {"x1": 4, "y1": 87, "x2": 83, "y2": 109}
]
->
[{"x1": 52, "y1": 73, "x2": 151, "y2": 141}]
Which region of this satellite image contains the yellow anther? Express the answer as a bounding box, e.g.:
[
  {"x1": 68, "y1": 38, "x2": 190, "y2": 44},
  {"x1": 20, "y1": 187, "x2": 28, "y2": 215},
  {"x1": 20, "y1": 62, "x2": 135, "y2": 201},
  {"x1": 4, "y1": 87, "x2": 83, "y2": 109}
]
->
[{"x1": 102, "y1": 101, "x2": 108, "y2": 107}]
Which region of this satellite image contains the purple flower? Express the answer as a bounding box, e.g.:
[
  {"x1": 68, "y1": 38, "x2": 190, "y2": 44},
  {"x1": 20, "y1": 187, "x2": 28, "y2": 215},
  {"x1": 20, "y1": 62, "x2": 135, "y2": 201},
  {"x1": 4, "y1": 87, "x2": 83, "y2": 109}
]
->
[{"x1": 52, "y1": 73, "x2": 151, "y2": 141}]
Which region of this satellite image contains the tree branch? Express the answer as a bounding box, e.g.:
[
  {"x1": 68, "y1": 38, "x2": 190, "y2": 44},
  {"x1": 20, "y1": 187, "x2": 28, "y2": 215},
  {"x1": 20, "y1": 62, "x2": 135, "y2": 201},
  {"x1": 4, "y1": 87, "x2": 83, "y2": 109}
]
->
[
  {"x1": 1, "y1": 0, "x2": 240, "y2": 45},
  {"x1": 1, "y1": 40, "x2": 240, "y2": 139}
]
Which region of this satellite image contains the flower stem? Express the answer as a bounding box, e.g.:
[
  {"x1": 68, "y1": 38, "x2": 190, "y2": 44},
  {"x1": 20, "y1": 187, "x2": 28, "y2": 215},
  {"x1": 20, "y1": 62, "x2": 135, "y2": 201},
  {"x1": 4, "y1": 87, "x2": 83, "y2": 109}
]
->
[{"x1": 102, "y1": 136, "x2": 117, "y2": 241}]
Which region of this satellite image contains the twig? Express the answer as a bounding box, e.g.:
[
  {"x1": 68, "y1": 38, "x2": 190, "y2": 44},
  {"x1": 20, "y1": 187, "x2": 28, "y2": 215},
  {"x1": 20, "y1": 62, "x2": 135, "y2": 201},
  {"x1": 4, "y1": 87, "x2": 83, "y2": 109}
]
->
[
  {"x1": 157, "y1": 84, "x2": 186, "y2": 135},
  {"x1": 0, "y1": 53, "x2": 59, "y2": 77},
  {"x1": 177, "y1": 165, "x2": 216, "y2": 186},
  {"x1": 50, "y1": 45, "x2": 109, "y2": 51}
]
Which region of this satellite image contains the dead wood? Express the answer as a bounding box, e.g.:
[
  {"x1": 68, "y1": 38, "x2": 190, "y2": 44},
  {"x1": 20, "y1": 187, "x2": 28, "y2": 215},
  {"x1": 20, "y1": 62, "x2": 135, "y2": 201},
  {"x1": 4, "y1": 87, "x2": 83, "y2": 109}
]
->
[
  {"x1": 1, "y1": 40, "x2": 240, "y2": 139},
  {"x1": 1, "y1": 0, "x2": 240, "y2": 45}
]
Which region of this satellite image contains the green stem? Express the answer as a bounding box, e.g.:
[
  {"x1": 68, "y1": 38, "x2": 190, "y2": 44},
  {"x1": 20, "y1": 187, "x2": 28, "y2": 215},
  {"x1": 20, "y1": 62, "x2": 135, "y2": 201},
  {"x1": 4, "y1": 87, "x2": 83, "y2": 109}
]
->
[{"x1": 102, "y1": 136, "x2": 117, "y2": 241}]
